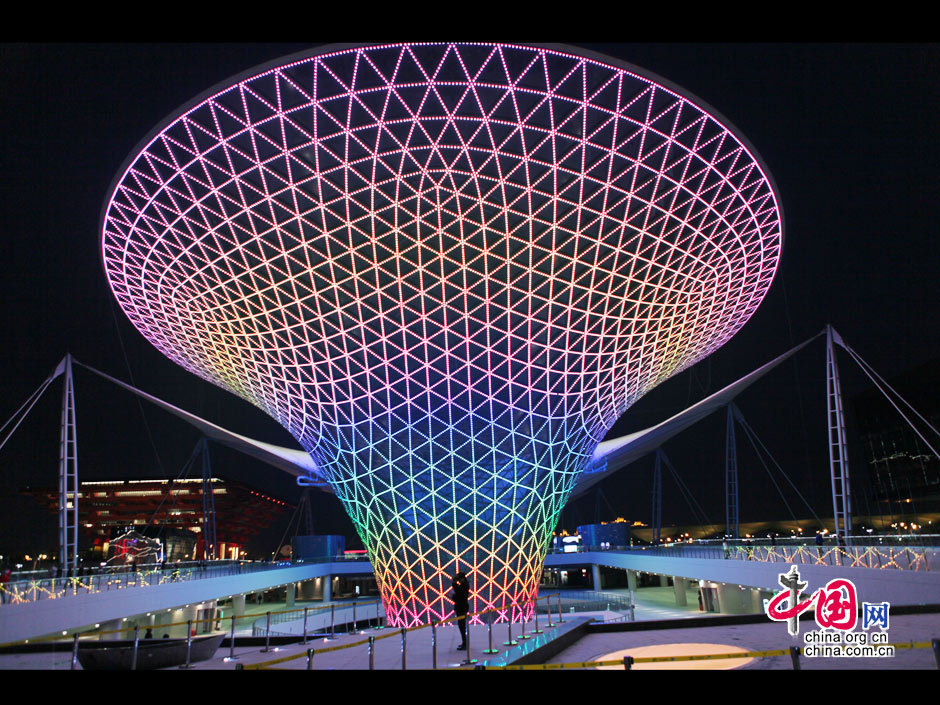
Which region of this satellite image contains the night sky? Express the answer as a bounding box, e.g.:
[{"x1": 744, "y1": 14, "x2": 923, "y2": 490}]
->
[{"x1": 1, "y1": 43, "x2": 937, "y2": 558}]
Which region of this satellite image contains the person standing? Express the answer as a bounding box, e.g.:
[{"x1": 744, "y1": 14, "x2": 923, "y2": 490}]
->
[
  {"x1": 835, "y1": 532, "x2": 847, "y2": 566},
  {"x1": 0, "y1": 568, "x2": 11, "y2": 604},
  {"x1": 451, "y1": 571, "x2": 470, "y2": 651}
]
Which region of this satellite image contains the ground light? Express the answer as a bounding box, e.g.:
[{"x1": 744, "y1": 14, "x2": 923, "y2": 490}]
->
[{"x1": 595, "y1": 644, "x2": 754, "y2": 670}]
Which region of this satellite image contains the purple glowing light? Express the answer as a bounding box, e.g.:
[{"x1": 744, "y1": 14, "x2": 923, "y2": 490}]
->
[{"x1": 102, "y1": 44, "x2": 782, "y2": 625}]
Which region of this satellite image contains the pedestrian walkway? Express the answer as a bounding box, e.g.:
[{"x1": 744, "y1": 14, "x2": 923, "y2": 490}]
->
[
  {"x1": 597, "y1": 585, "x2": 710, "y2": 621},
  {"x1": 193, "y1": 614, "x2": 589, "y2": 670},
  {"x1": 0, "y1": 611, "x2": 587, "y2": 670},
  {"x1": 5, "y1": 604, "x2": 936, "y2": 670}
]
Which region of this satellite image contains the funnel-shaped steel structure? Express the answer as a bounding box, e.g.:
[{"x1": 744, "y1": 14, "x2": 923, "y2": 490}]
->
[{"x1": 102, "y1": 43, "x2": 782, "y2": 626}]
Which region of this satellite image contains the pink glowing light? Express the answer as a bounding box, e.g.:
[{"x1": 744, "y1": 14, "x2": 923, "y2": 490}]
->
[{"x1": 102, "y1": 44, "x2": 782, "y2": 626}]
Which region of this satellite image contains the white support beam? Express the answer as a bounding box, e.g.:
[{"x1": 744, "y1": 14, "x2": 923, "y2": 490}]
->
[{"x1": 826, "y1": 326, "x2": 852, "y2": 545}]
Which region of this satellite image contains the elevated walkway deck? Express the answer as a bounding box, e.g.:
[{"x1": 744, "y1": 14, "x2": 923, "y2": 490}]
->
[
  {"x1": 0, "y1": 560, "x2": 373, "y2": 644},
  {"x1": 4, "y1": 544, "x2": 938, "y2": 645},
  {"x1": 545, "y1": 548, "x2": 940, "y2": 606}
]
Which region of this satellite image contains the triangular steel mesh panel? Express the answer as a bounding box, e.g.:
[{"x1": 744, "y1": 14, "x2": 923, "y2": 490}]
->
[{"x1": 103, "y1": 43, "x2": 782, "y2": 626}]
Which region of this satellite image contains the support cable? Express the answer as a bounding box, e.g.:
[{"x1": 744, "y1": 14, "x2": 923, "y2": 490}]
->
[
  {"x1": 845, "y1": 344, "x2": 940, "y2": 437},
  {"x1": 300, "y1": 487, "x2": 315, "y2": 536},
  {"x1": 272, "y1": 500, "x2": 304, "y2": 561},
  {"x1": 841, "y1": 345, "x2": 940, "y2": 461},
  {"x1": 732, "y1": 407, "x2": 825, "y2": 527},
  {"x1": 107, "y1": 298, "x2": 169, "y2": 476},
  {"x1": 593, "y1": 485, "x2": 618, "y2": 524},
  {"x1": 599, "y1": 486, "x2": 618, "y2": 520},
  {"x1": 782, "y1": 284, "x2": 817, "y2": 507},
  {"x1": 144, "y1": 437, "x2": 202, "y2": 531},
  {"x1": 735, "y1": 415, "x2": 801, "y2": 527},
  {"x1": 200, "y1": 440, "x2": 217, "y2": 561},
  {"x1": 658, "y1": 449, "x2": 712, "y2": 528},
  {"x1": 108, "y1": 446, "x2": 198, "y2": 566},
  {"x1": 652, "y1": 453, "x2": 662, "y2": 542},
  {"x1": 725, "y1": 404, "x2": 739, "y2": 538},
  {"x1": 0, "y1": 374, "x2": 56, "y2": 453}
]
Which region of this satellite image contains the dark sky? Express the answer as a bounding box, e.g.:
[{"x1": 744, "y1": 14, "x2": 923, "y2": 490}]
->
[{"x1": 1, "y1": 43, "x2": 937, "y2": 557}]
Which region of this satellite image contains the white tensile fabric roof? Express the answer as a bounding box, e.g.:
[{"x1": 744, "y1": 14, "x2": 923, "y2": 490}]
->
[{"x1": 76, "y1": 332, "x2": 821, "y2": 496}]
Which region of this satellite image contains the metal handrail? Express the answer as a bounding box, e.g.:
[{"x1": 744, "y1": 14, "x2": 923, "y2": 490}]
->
[
  {"x1": 0, "y1": 556, "x2": 373, "y2": 606},
  {"x1": 546, "y1": 543, "x2": 937, "y2": 571},
  {"x1": 555, "y1": 534, "x2": 940, "y2": 550},
  {"x1": 251, "y1": 600, "x2": 384, "y2": 637}
]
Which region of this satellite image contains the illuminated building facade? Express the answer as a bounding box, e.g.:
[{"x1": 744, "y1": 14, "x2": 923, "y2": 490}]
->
[
  {"x1": 854, "y1": 358, "x2": 940, "y2": 521},
  {"x1": 26, "y1": 478, "x2": 292, "y2": 561},
  {"x1": 101, "y1": 44, "x2": 782, "y2": 625}
]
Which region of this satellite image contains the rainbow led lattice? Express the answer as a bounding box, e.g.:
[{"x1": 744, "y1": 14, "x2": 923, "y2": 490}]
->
[{"x1": 102, "y1": 43, "x2": 782, "y2": 626}]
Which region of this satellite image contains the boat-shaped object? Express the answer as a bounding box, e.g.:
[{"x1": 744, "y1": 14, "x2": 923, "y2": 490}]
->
[{"x1": 76, "y1": 632, "x2": 224, "y2": 670}]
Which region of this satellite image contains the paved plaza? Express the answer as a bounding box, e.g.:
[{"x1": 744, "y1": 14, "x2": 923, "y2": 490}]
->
[
  {"x1": 2, "y1": 588, "x2": 937, "y2": 670},
  {"x1": 546, "y1": 613, "x2": 940, "y2": 670}
]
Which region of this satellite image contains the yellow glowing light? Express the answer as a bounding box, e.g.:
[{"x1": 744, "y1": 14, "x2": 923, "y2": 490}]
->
[{"x1": 594, "y1": 643, "x2": 754, "y2": 670}]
